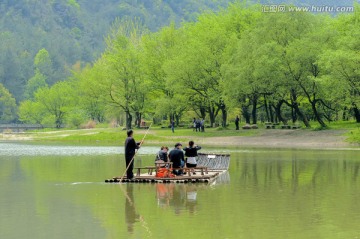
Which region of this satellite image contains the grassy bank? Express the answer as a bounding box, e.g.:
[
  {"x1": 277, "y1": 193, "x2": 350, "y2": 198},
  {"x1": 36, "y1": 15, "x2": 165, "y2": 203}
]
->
[
  {"x1": 19, "y1": 126, "x2": 259, "y2": 146},
  {"x1": 1, "y1": 121, "x2": 360, "y2": 147},
  {"x1": 327, "y1": 121, "x2": 359, "y2": 144},
  {"x1": 346, "y1": 129, "x2": 360, "y2": 144}
]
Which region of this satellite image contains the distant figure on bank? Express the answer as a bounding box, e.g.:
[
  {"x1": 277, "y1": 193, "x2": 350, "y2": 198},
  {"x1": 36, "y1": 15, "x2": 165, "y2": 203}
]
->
[
  {"x1": 155, "y1": 146, "x2": 169, "y2": 167},
  {"x1": 124, "y1": 129, "x2": 141, "y2": 180},
  {"x1": 200, "y1": 119, "x2": 205, "y2": 132},
  {"x1": 169, "y1": 143, "x2": 184, "y2": 176},
  {"x1": 171, "y1": 120, "x2": 175, "y2": 133},
  {"x1": 235, "y1": 115, "x2": 240, "y2": 130},
  {"x1": 195, "y1": 119, "x2": 201, "y2": 132},
  {"x1": 193, "y1": 118, "x2": 196, "y2": 131},
  {"x1": 183, "y1": 141, "x2": 201, "y2": 174}
]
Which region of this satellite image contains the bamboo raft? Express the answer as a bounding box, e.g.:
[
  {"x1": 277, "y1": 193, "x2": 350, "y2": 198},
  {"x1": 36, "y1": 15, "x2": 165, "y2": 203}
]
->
[{"x1": 105, "y1": 153, "x2": 230, "y2": 184}]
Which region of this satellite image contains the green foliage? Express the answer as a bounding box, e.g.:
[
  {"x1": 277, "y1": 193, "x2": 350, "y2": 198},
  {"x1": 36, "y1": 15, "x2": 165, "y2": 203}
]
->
[
  {"x1": 12, "y1": 1, "x2": 360, "y2": 131},
  {"x1": 347, "y1": 128, "x2": 360, "y2": 143},
  {"x1": 18, "y1": 100, "x2": 44, "y2": 124},
  {"x1": 66, "y1": 108, "x2": 87, "y2": 128},
  {"x1": 24, "y1": 70, "x2": 48, "y2": 100},
  {"x1": 0, "y1": 0, "x2": 231, "y2": 104},
  {"x1": 67, "y1": 0, "x2": 80, "y2": 9},
  {"x1": 0, "y1": 83, "x2": 17, "y2": 123},
  {"x1": 318, "y1": 10, "x2": 360, "y2": 111},
  {"x1": 34, "y1": 49, "x2": 51, "y2": 70},
  {"x1": 19, "y1": 81, "x2": 76, "y2": 127}
]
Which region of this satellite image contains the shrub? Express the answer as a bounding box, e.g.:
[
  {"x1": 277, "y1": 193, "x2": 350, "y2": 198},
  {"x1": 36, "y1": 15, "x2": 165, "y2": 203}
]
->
[{"x1": 82, "y1": 120, "x2": 96, "y2": 129}]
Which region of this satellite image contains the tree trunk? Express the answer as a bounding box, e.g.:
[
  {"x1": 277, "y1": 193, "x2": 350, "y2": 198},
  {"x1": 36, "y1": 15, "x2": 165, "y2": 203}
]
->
[
  {"x1": 342, "y1": 106, "x2": 348, "y2": 121},
  {"x1": 200, "y1": 106, "x2": 206, "y2": 120},
  {"x1": 135, "y1": 112, "x2": 141, "y2": 128},
  {"x1": 271, "y1": 105, "x2": 278, "y2": 123},
  {"x1": 291, "y1": 89, "x2": 310, "y2": 128},
  {"x1": 125, "y1": 111, "x2": 132, "y2": 129},
  {"x1": 169, "y1": 114, "x2": 173, "y2": 125},
  {"x1": 274, "y1": 101, "x2": 287, "y2": 125},
  {"x1": 269, "y1": 103, "x2": 274, "y2": 123},
  {"x1": 221, "y1": 107, "x2": 227, "y2": 127},
  {"x1": 218, "y1": 101, "x2": 227, "y2": 127},
  {"x1": 175, "y1": 114, "x2": 180, "y2": 126},
  {"x1": 291, "y1": 105, "x2": 297, "y2": 123},
  {"x1": 55, "y1": 112, "x2": 63, "y2": 128},
  {"x1": 352, "y1": 103, "x2": 360, "y2": 123},
  {"x1": 251, "y1": 95, "x2": 258, "y2": 125},
  {"x1": 293, "y1": 102, "x2": 310, "y2": 127},
  {"x1": 311, "y1": 101, "x2": 326, "y2": 127},
  {"x1": 208, "y1": 106, "x2": 216, "y2": 127},
  {"x1": 242, "y1": 105, "x2": 251, "y2": 124},
  {"x1": 55, "y1": 118, "x2": 62, "y2": 128},
  {"x1": 264, "y1": 95, "x2": 270, "y2": 122}
]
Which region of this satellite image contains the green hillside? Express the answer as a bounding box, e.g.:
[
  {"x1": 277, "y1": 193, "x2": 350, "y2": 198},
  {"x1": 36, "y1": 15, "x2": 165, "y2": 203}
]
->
[{"x1": 0, "y1": 0, "x2": 231, "y2": 102}]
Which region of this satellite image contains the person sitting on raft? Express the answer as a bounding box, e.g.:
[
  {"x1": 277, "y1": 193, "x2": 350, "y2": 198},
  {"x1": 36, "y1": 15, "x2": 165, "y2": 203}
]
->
[
  {"x1": 183, "y1": 141, "x2": 201, "y2": 174},
  {"x1": 169, "y1": 143, "x2": 185, "y2": 176},
  {"x1": 155, "y1": 146, "x2": 169, "y2": 167}
]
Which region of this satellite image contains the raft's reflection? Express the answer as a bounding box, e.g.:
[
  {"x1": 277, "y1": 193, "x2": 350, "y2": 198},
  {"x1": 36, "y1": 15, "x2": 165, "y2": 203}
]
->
[
  {"x1": 156, "y1": 184, "x2": 199, "y2": 214},
  {"x1": 156, "y1": 172, "x2": 230, "y2": 214},
  {"x1": 125, "y1": 184, "x2": 141, "y2": 233}
]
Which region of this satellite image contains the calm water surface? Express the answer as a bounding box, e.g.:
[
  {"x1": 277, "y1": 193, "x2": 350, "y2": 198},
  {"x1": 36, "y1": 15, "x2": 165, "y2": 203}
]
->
[{"x1": 0, "y1": 142, "x2": 359, "y2": 239}]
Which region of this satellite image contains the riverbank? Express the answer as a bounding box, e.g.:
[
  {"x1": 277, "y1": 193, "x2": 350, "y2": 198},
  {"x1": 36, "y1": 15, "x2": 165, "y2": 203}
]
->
[{"x1": 1, "y1": 126, "x2": 359, "y2": 149}]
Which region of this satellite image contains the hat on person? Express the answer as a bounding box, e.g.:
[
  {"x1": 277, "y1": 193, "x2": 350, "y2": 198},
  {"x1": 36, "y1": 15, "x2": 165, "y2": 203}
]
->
[{"x1": 175, "y1": 143, "x2": 182, "y2": 147}]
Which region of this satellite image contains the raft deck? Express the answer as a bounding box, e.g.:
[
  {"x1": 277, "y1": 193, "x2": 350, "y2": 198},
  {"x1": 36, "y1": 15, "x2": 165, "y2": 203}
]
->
[
  {"x1": 106, "y1": 169, "x2": 227, "y2": 184},
  {"x1": 105, "y1": 153, "x2": 230, "y2": 184}
]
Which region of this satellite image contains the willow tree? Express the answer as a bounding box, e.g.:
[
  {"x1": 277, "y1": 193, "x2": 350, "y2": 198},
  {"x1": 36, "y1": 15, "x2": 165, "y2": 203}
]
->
[
  {"x1": 163, "y1": 10, "x2": 238, "y2": 127},
  {"x1": 222, "y1": 29, "x2": 282, "y2": 125},
  {"x1": 19, "y1": 81, "x2": 75, "y2": 127},
  {"x1": 319, "y1": 8, "x2": 360, "y2": 122},
  {"x1": 259, "y1": 12, "x2": 317, "y2": 127},
  {"x1": 102, "y1": 20, "x2": 149, "y2": 129},
  {"x1": 142, "y1": 24, "x2": 187, "y2": 125},
  {"x1": 74, "y1": 63, "x2": 107, "y2": 123}
]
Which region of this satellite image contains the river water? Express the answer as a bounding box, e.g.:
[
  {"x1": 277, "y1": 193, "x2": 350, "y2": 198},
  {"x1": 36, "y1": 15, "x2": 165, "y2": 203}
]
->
[{"x1": 0, "y1": 142, "x2": 359, "y2": 239}]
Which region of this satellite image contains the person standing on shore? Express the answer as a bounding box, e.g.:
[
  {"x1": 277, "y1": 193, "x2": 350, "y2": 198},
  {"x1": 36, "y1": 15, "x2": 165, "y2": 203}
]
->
[
  {"x1": 235, "y1": 116, "x2": 240, "y2": 130},
  {"x1": 200, "y1": 119, "x2": 205, "y2": 132},
  {"x1": 195, "y1": 119, "x2": 200, "y2": 132},
  {"x1": 171, "y1": 120, "x2": 175, "y2": 133},
  {"x1": 124, "y1": 129, "x2": 142, "y2": 180}
]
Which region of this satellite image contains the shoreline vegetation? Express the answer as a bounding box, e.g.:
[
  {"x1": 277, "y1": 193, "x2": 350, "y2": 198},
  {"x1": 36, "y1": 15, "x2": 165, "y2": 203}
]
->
[
  {"x1": 1, "y1": 122, "x2": 359, "y2": 149},
  {"x1": 6, "y1": 4, "x2": 360, "y2": 139}
]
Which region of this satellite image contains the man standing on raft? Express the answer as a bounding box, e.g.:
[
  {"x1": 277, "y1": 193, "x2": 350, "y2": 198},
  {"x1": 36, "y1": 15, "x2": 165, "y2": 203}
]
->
[{"x1": 125, "y1": 129, "x2": 142, "y2": 180}]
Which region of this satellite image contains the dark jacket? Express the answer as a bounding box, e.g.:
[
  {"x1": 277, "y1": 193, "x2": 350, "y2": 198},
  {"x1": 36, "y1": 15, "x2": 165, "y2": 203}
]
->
[
  {"x1": 156, "y1": 150, "x2": 168, "y2": 162},
  {"x1": 169, "y1": 148, "x2": 184, "y2": 168},
  {"x1": 125, "y1": 137, "x2": 140, "y2": 160},
  {"x1": 183, "y1": 146, "x2": 201, "y2": 157}
]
